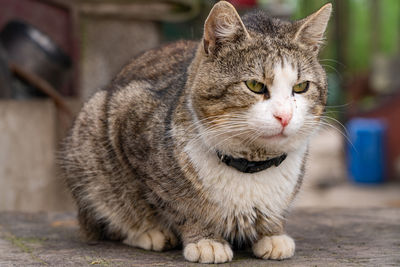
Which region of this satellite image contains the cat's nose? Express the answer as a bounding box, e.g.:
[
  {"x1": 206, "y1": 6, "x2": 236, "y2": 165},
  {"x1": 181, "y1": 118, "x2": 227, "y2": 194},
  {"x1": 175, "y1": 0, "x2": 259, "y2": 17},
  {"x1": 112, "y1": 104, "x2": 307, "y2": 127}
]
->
[{"x1": 274, "y1": 112, "x2": 292, "y2": 127}]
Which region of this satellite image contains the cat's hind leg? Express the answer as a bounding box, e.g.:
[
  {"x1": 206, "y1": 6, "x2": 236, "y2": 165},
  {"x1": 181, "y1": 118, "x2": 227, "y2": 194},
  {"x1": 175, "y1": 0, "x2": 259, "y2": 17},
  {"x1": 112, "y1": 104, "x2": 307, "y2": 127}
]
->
[
  {"x1": 77, "y1": 208, "x2": 113, "y2": 242},
  {"x1": 252, "y1": 234, "x2": 295, "y2": 260},
  {"x1": 123, "y1": 227, "x2": 178, "y2": 251}
]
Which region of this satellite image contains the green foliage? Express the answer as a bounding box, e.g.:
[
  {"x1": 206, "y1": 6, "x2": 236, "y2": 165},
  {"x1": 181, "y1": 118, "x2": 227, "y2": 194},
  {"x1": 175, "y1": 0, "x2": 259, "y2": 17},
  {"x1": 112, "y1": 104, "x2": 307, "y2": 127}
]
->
[
  {"x1": 293, "y1": 0, "x2": 400, "y2": 73},
  {"x1": 380, "y1": 0, "x2": 400, "y2": 55},
  {"x1": 347, "y1": 0, "x2": 371, "y2": 72}
]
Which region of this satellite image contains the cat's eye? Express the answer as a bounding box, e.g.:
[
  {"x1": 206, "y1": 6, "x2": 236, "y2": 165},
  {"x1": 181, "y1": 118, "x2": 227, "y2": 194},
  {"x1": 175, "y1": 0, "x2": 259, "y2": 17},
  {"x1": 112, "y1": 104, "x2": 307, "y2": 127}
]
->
[
  {"x1": 245, "y1": 80, "x2": 267, "y2": 94},
  {"x1": 292, "y1": 81, "x2": 310, "y2": 94}
]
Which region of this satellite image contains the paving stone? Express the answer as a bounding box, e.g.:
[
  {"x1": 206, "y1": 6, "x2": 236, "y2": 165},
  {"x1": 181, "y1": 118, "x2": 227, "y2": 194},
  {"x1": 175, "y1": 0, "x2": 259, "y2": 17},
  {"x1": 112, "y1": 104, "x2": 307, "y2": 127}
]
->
[{"x1": 0, "y1": 208, "x2": 399, "y2": 266}]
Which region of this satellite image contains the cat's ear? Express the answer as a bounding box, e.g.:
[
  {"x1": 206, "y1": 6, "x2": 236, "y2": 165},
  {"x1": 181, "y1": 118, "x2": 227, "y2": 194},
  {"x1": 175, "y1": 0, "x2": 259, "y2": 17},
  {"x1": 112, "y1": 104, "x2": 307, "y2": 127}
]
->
[
  {"x1": 203, "y1": 1, "x2": 250, "y2": 55},
  {"x1": 293, "y1": 3, "x2": 332, "y2": 52}
]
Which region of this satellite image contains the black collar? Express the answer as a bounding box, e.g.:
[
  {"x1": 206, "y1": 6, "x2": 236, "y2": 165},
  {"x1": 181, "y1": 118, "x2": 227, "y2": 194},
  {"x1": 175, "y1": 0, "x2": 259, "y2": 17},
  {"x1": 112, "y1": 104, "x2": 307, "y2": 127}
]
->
[{"x1": 216, "y1": 151, "x2": 287, "y2": 174}]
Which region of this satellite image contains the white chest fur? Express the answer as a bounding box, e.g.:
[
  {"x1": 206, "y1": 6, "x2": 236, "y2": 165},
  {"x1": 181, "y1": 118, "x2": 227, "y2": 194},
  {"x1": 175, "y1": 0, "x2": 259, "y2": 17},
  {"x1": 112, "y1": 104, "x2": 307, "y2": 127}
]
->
[{"x1": 185, "y1": 141, "x2": 307, "y2": 226}]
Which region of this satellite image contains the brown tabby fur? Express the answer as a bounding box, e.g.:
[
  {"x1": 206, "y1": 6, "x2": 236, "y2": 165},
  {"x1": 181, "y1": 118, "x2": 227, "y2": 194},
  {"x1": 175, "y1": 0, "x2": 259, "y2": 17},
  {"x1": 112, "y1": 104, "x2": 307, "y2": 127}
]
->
[{"x1": 59, "y1": 0, "x2": 330, "y2": 258}]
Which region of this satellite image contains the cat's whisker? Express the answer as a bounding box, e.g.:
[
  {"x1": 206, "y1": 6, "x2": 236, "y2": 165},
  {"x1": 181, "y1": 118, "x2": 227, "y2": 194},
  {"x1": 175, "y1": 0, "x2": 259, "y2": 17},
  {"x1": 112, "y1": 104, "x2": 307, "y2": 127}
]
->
[
  {"x1": 320, "y1": 116, "x2": 348, "y2": 134},
  {"x1": 241, "y1": 130, "x2": 261, "y2": 147},
  {"x1": 320, "y1": 64, "x2": 341, "y2": 77},
  {"x1": 181, "y1": 115, "x2": 250, "y2": 135},
  {"x1": 206, "y1": 128, "x2": 258, "y2": 152},
  {"x1": 303, "y1": 117, "x2": 355, "y2": 149},
  {"x1": 169, "y1": 119, "x2": 250, "y2": 146},
  {"x1": 319, "y1": 58, "x2": 345, "y2": 67},
  {"x1": 324, "y1": 102, "x2": 352, "y2": 109}
]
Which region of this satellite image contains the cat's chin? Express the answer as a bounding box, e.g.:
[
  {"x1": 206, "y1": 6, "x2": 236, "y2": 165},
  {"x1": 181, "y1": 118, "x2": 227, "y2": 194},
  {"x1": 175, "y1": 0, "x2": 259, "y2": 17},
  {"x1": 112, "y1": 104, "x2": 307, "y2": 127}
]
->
[
  {"x1": 253, "y1": 132, "x2": 303, "y2": 153},
  {"x1": 254, "y1": 132, "x2": 289, "y2": 146}
]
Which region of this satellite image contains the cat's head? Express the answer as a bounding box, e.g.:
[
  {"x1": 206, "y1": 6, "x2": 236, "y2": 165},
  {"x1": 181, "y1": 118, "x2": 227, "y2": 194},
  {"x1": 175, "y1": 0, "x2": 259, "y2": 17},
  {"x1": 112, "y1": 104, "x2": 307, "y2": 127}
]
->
[{"x1": 188, "y1": 1, "x2": 332, "y2": 159}]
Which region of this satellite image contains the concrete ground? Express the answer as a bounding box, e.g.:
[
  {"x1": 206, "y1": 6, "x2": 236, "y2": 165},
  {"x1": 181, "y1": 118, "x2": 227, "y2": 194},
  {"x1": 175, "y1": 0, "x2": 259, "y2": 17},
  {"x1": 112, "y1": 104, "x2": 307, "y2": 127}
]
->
[
  {"x1": 1, "y1": 208, "x2": 399, "y2": 266},
  {"x1": 297, "y1": 181, "x2": 400, "y2": 208}
]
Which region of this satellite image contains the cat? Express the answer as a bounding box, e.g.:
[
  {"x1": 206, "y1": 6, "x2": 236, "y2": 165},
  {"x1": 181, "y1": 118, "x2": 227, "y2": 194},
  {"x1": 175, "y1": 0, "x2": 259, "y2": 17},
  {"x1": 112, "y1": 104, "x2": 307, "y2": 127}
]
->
[{"x1": 59, "y1": 1, "x2": 331, "y2": 263}]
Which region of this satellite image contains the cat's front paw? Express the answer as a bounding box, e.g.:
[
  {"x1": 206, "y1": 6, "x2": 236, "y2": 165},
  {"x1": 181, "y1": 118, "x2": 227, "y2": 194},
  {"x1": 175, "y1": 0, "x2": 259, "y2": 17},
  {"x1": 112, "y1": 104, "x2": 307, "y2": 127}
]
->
[
  {"x1": 123, "y1": 228, "x2": 178, "y2": 251},
  {"x1": 252, "y1": 234, "x2": 295, "y2": 260},
  {"x1": 183, "y1": 239, "x2": 233, "y2": 263}
]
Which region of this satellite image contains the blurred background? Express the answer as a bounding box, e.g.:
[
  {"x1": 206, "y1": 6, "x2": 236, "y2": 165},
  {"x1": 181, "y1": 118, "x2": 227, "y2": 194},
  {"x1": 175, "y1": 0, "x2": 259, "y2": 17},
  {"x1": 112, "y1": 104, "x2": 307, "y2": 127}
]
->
[{"x1": 0, "y1": 0, "x2": 399, "y2": 212}]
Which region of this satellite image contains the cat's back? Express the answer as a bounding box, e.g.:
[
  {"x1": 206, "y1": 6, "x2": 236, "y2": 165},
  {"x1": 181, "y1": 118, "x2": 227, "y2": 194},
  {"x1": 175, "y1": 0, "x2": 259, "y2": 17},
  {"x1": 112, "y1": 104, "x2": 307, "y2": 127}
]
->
[{"x1": 110, "y1": 40, "x2": 198, "y2": 95}]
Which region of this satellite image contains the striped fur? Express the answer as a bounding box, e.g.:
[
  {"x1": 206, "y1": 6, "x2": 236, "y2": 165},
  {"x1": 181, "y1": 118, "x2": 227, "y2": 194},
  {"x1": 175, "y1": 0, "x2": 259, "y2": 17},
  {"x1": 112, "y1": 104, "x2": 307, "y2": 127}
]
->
[{"x1": 59, "y1": 1, "x2": 331, "y2": 263}]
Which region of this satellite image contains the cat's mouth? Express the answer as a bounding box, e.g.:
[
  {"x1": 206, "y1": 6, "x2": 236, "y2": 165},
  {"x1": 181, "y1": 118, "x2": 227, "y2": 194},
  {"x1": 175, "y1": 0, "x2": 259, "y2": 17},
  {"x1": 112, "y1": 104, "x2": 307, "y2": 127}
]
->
[{"x1": 259, "y1": 132, "x2": 286, "y2": 140}]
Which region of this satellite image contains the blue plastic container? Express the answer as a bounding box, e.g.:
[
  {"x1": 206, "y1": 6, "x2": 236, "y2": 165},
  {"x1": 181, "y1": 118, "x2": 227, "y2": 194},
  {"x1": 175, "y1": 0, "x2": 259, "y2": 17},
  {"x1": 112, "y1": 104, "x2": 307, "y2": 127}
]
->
[{"x1": 346, "y1": 118, "x2": 387, "y2": 184}]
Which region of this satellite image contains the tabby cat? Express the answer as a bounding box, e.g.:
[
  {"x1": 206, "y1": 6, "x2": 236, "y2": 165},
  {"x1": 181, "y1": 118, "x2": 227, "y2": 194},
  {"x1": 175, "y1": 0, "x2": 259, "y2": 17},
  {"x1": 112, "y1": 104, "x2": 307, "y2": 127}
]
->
[{"x1": 60, "y1": 1, "x2": 331, "y2": 263}]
